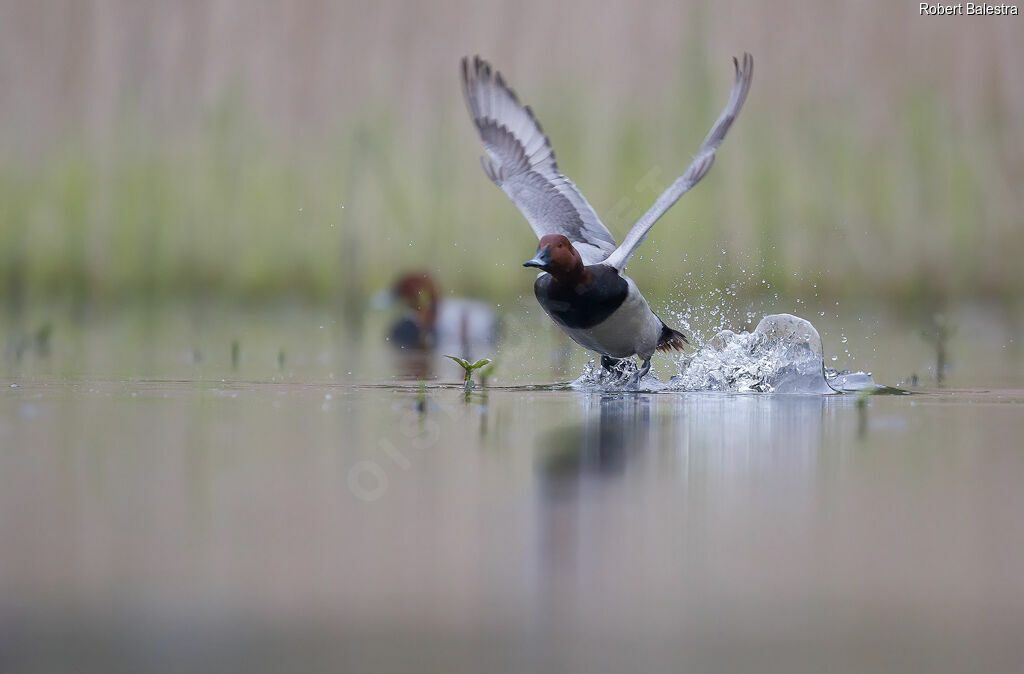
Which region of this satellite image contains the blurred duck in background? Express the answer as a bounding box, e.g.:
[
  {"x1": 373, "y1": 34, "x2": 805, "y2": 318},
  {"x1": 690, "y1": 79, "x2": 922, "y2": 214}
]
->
[{"x1": 375, "y1": 271, "x2": 498, "y2": 359}]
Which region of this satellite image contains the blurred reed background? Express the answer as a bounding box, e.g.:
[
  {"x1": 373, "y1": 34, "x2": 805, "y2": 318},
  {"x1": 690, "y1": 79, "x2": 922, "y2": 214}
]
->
[{"x1": 1, "y1": 0, "x2": 1021, "y2": 319}]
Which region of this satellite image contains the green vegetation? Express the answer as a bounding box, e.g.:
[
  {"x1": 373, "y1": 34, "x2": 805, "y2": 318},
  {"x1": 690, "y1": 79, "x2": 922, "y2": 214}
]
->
[
  {"x1": 444, "y1": 355, "x2": 492, "y2": 389},
  {"x1": 1, "y1": 3, "x2": 1020, "y2": 311},
  {"x1": 2, "y1": 90, "x2": 1018, "y2": 311}
]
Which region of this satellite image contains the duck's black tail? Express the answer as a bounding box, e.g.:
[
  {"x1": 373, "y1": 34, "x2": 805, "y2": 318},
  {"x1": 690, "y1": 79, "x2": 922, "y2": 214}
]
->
[{"x1": 656, "y1": 322, "x2": 690, "y2": 352}]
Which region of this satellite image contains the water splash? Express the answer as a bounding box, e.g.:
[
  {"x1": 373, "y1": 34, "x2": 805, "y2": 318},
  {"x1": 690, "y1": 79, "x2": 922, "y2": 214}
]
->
[{"x1": 571, "y1": 314, "x2": 877, "y2": 394}]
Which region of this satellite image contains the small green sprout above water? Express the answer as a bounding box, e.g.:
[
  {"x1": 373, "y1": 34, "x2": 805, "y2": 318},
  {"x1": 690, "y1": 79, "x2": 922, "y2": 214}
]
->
[
  {"x1": 231, "y1": 340, "x2": 240, "y2": 369},
  {"x1": 277, "y1": 348, "x2": 286, "y2": 370},
  {"x1": 444, "y1": 355, "x2": 492, "y2": 389}
]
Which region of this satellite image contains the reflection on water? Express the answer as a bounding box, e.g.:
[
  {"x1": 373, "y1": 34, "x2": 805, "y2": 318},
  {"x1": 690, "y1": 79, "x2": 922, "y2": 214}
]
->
[
  {"x1": 540, "y1": 392, "x2": 833, "y2": 487},
  {"x1": 2, "y1": 381, "x2": 1024, "y2": 671},
  {"x1": 540, "y1": 395, "x2": 652, "y2": 482},
  {"x1": 2, "y1": 303, "x2": 1024, "y2": 672}
]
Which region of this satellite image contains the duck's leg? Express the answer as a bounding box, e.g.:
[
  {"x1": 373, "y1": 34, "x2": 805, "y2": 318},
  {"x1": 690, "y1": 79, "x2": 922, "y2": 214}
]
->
[
  {"x1": 628, "y1": 358, "x2": 651, "y2": 387},
  {"x1": 600, "y1": 355, "x2": 625, "y2": 383}
]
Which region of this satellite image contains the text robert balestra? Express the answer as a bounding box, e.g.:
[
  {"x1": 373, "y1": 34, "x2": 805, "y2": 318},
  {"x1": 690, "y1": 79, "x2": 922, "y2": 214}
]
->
[{"x1": 920, "y1": 2, "x2": 1018, "y2": 13}]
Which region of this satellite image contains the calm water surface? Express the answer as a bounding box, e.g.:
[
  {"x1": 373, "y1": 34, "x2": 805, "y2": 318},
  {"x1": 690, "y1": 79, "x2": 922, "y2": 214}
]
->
[{"x1": 2, "y1": 302, "x2": 1023, "y2": 672}]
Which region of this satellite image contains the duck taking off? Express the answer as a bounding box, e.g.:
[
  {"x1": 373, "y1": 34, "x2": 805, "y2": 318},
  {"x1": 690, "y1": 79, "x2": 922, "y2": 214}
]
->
[{"x1": 461, "y1": 53, "x2": 753, "y2": 382}]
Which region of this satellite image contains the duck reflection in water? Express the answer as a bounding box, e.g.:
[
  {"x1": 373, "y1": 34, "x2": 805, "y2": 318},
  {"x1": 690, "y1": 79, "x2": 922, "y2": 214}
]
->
[
  {"x1": 540, "y1": 394, "x2": 653, "y2": 486},
  {"x1": 537, "y1": 393, "x2": 841, "y2": 493},
  {"x1": 374, "y1": 271, "x2": 498, "y2": 379}
]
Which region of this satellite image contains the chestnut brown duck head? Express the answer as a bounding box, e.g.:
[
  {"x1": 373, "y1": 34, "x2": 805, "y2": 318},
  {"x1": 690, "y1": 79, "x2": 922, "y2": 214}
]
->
[{"x1": 523, "y1": 234, "x2": 585, "y2": 281}]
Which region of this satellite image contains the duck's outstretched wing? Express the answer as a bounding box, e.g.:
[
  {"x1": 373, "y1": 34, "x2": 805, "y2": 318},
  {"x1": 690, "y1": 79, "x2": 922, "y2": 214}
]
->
[
  {"x1": 603, "y1": 53, "x2": 753, "y2": 272},
  {"x1": 461, "y1": 56, "x2": 616, "y2": 266}
]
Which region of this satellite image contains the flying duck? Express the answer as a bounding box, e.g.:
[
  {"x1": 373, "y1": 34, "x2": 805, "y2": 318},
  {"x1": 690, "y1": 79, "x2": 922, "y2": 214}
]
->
[{"x1": 460, "y1": 54, "x2": 753, "y2": 382}]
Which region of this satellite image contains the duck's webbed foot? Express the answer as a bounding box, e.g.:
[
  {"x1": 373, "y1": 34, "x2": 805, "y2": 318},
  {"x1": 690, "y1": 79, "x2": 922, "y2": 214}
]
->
[
  {"x1": 600, "y1": 356, "x2": 627, "y2": 383},
  {"x1": 627, "y1": 359, "x2": 652, "y2": 387}
]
